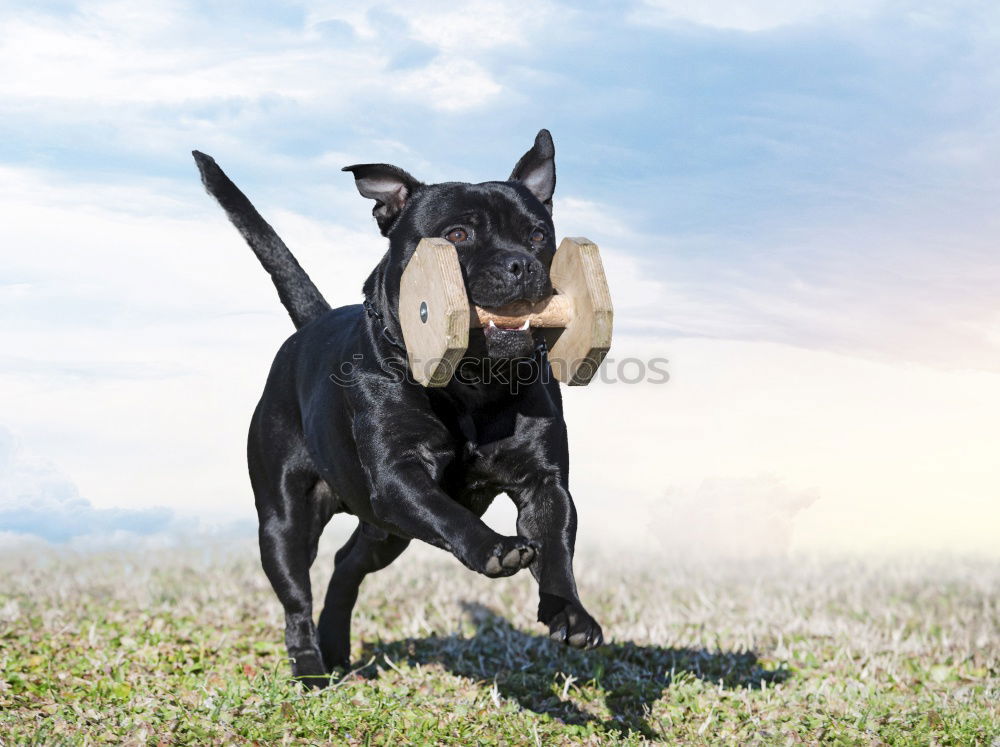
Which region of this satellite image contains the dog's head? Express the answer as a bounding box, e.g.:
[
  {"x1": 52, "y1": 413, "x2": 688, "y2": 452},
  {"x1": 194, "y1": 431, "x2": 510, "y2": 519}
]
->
[{"x1": 345, "y1": 130, "x2": 558, "y2": 360}]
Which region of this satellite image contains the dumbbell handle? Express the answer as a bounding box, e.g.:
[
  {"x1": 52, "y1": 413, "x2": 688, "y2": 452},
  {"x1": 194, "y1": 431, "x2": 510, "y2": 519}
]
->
[{"x1": 471, "y1": 294, "x2": 574, "y2": 329}]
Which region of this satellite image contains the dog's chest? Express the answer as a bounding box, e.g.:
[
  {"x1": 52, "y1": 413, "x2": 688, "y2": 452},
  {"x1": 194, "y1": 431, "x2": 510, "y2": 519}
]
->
[
  {"x1": 431, "y1": 385, "x2": 552, "y2": 506},
  {"x1": 439, "y1": 434, "x2": 527, "y2": 511}
]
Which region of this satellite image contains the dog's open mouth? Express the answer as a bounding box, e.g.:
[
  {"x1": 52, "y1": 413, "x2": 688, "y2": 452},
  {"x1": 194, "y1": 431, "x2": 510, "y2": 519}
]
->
[
  {"x1": 472, "y1": 293, "x2": 555, "y2": 360},
  {"x1": 481, "y1": 318, "x2": 535, "y2": 359},
  {"x1": 485, "y1": 318, "x2": 531, "y2": 333}
]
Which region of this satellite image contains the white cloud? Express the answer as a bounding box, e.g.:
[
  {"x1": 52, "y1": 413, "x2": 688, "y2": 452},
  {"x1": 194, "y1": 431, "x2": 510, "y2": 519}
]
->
[
  {"x1": 400, "y1": 0, "x2": 563, "y2": 53},
  {"x1": 0, "y1": 426, "x2": 187, "y2": 543},
  {"x1": 300, "y1": 0, "x2": 569, "y2": 109},
  {"x1": 0, "y1": 0, "x2": 512, "y2": 112},
  {"x1": 306, "y1": 0, "x2": 563, "y2": 53},
  {"x1": 393, "y1": 59, "x2": 503, "y2": 110},
  {"x1": 629, "y1": 0, "x2": 887, "y2": 32},
  {"x1": 0, "y1": 21, "x2": 371, "y2": 105}
]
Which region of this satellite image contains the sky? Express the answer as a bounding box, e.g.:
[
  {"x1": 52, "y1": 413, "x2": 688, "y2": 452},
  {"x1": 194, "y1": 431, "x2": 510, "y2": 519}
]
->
[{"x1": 1, "y1": 0, "x2": 998, "y2": 556}]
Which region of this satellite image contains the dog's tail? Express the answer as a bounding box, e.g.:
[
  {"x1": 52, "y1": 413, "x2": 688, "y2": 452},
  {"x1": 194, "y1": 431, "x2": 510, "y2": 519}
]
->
[{"x1": 192, "y1": 151, "x2": 330, "y2": 329}]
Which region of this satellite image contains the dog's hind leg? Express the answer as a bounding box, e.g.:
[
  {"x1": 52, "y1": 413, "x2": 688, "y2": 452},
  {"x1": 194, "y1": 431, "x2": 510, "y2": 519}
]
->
[
  {"x1": 252, "y1": 440, "x2": 336, "y2": 687},
  {"x1": 316, "y1": 522, "x2": 410, "y2": 671}
]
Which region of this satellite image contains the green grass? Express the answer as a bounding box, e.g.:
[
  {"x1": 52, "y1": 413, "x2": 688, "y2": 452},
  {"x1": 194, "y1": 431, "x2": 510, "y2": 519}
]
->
[{"x1": 1, "y1": 537, "x2": 997, "y2": 745}]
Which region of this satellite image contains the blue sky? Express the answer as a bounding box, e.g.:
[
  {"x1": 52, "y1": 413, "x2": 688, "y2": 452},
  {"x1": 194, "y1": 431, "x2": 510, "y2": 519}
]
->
[{"x1": 1, "y1": 0, "x2": 998, "y2": 553}]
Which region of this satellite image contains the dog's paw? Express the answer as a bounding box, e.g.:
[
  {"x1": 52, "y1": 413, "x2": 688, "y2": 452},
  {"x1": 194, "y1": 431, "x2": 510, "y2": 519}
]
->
[
  {"x1": 482, "y1": 536, "x2": 537, "y2": 578},
  {"x1": 543, "y1": 601, "x2": 603, "y2": 649},
  {"x1": 289, "y1": 649, "x2": 330, "y2": 689}
]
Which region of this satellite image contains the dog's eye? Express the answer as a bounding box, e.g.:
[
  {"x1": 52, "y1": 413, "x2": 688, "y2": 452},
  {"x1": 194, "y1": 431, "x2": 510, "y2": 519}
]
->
[
  {"x1": 530, "y1": 228, "x2": 546, "y2": 243},
  {"x1": 445, "y1": 228, "x2": 469, "y2": 243}
]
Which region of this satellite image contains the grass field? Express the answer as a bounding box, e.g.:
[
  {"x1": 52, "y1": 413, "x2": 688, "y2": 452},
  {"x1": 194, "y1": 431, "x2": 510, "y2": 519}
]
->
[{"x1": 0, "y1": 535, "x2": 997, "y2": 745}]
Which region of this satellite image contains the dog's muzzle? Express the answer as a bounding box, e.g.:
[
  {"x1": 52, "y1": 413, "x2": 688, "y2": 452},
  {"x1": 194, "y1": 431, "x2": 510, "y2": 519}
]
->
[
  {"x1": 467, "y1": 252, "x2": 552, "y2": 309},
  {"x1": 465, "y1": 252, "x2": 550, "y2": 360}
]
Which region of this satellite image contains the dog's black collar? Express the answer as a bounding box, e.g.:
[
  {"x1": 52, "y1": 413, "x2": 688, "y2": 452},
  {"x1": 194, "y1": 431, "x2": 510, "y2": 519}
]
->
[{"x1": 363, "y1": 299, "x2": 407, "y2": 351}]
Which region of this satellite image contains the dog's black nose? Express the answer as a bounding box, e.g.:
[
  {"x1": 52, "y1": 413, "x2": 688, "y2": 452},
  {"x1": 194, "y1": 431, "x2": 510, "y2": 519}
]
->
[{"x1": 506, "y1": 254, "x2": 539, "y2": 280}]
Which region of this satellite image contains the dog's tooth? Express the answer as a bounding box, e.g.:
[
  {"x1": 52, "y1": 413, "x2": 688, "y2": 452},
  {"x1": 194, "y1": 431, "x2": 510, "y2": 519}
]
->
[
  {"x1": 488, "y1": 319, "x2": 497, "y2": 329},
  {"x1": 519, "y1": 319, "x2": 530, "y2": 330}
]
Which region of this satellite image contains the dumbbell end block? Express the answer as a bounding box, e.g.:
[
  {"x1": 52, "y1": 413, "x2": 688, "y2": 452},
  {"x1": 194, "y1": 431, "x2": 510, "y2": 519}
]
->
[
  {"x1": 399, "y1": 238, "x2": 470, "y2": 387},
  {"x1": 547, "y1": 237, "x2": 613, "y2": 386}
]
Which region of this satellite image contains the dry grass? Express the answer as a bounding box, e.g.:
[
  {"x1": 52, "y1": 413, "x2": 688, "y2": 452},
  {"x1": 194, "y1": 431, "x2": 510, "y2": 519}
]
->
[{"x1": 0, "y1": 534, "x2": 998, "y2": 744}]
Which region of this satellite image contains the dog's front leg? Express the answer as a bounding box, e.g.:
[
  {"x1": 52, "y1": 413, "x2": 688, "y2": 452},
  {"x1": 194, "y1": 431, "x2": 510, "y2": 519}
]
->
[
  {"x1": 355, "y1": 418, "x2": 537, "y2": 578},
  {"x1": 513, "y1": 478, "x2": 604, "y2": 649},
  {"x1": 368, "y1": 463, "x2": 538, "y2": 577}
]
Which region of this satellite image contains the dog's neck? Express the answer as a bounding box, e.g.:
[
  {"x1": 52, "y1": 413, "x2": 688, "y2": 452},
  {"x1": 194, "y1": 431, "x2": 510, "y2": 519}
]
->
[
  {"x1": 361, "y1": 252, "x2": 406, "y2": 345},
  {"x1": 363, "y1": 247, "x2": 549, "y2": 404}
]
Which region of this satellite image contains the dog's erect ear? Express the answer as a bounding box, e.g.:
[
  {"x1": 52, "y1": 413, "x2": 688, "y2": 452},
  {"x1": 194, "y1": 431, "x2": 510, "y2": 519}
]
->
[
  {"x1": 342, "y1": 163, "x2": 423, "y2": 236},
  {"x1": 509, "y1": 129, "x2": 556, "y2": 213}
]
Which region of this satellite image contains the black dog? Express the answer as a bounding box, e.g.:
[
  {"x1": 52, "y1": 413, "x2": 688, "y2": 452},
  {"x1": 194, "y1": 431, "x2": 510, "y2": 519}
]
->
[{"x1": 193, "y1": 130, "x2": 603, "y2": 687}]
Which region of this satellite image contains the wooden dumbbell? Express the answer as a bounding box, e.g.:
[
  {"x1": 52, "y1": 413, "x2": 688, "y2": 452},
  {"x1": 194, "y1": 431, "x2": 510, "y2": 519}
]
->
[{"x1": 398, "y1": 237, "x2": 613, "y2": 387}]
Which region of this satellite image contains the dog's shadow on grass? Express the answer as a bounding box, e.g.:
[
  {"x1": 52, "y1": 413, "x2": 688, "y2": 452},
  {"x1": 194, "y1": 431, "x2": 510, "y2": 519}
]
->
[{"x1": 359, "y1": 601, "x2": 790, "y2": 738}]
